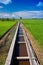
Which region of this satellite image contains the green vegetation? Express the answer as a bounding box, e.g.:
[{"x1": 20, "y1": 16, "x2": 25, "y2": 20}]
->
[
  {"x1": 22, "y1": 19, "x2": 43, "y2": 49},
  {"x1": 0, "y1": 20, "x2": 17, "y2": 39},
  {"x1": 0, "y1": 19, "x2": 18, "y2": 65}
]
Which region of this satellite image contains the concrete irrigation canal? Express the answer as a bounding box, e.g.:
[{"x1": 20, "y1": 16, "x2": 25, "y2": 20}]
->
[{"x1": 5, "y1": 22, "x2": 40, "y2": 65}]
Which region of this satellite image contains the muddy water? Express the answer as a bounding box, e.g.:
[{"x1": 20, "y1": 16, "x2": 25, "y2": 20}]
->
[
  {"x1": 10, "y1": 24, "x2": 30, "y2": 65},
  {"x1": 14, "y1": 43, "x2": 28, "y2": 57},
  {"x1": 18, "y1": 32, "x2": 23, "y2": 35},
  {"x1": 18, "y1": 29, "x2": 23, "y2": 35},
  {"x1": 17, "y1": 36, "x2": 25, "y2": 42},
  {"x1": 12, "y1": 59, "x2": 30, "y2": 65}
]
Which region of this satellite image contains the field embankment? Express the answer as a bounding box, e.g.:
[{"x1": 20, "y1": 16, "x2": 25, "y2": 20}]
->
[
  {"x1": 0, "y1": 20, "x2": 18, "y2": 39},
  {"x1": 22, "y1": 19, "x2": 43, "y2": 49},
  {"x1": 22, "y1": 19, "x2": 43, "y2": 65},
  {"x1": 0, "y1": 19, "x2": 18, "y2": 65}
]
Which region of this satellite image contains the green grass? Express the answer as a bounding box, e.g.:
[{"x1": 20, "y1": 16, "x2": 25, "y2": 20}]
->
[
  {"x1": 0, "y1": 19, "x2": 18, "y2": 65},
  {"x1": 22, "y1": 19, "x2": 43, "y2": 49},
  {"x1": 0, "y1": 20, "x2": 17, "y2": 39}
]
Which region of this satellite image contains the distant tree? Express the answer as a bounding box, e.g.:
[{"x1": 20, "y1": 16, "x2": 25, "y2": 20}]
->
[
  {"x1": 1, "y1": 18, "x2": 5, "y2": 21},
  {"x1": 0, "y1": 18, "x2": 16, "y2": 21},
  {"x1": 20, "y1": 17, "x2": 22, "y2": 20},
  {"x1": 12, "y1": 18, "x2": 15, "y2": 21},
  {"x1": 6, "y1": 18, "x2": 9, "y2": 21}
]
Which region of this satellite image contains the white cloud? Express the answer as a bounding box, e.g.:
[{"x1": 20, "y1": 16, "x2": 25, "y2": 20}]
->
[
  {"x1": 0, "y1": 6, "x2": 3, "y2": 8},
  {"x1": 0, "y1": 0, "x2": 11, "y2": 4},
  {"x1": 0, "y1": 11, "x2": 43, "y2": 18},
  {"x1": 12, "y1": 11, "x2": 43, "y2": 18},
  {"x1": 0, "y1": 13, "x2": 11, "y2": 18},
  {"x1": 37, "y1": 1, "x2": 43, "y2": 7}
]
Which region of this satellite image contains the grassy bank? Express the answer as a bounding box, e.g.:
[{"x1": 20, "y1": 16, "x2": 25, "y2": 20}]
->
[
  {"x1": 22, "y1": 19, "x2": 43, "y2": 49},
  {"x1": 0, "y1": 19, "x2": 18, "y2": 65},
  {"x1": 0, "y1": 20, "x2": 17, "y2": 39}
]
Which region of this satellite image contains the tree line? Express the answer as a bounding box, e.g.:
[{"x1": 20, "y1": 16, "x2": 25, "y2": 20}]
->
[{"x1": 0, "y1": 18, "x2": 15, "y2": 21}]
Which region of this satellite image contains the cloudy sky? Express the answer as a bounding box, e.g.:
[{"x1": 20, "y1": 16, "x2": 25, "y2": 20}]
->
[{"x1": 0, "y1": 0, "x2": 43, "y2": 18}]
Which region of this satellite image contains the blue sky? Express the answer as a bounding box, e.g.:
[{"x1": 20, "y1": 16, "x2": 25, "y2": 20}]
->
[{"x1": 0, "y1": 0, "x2": 43, "y2": 18}]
